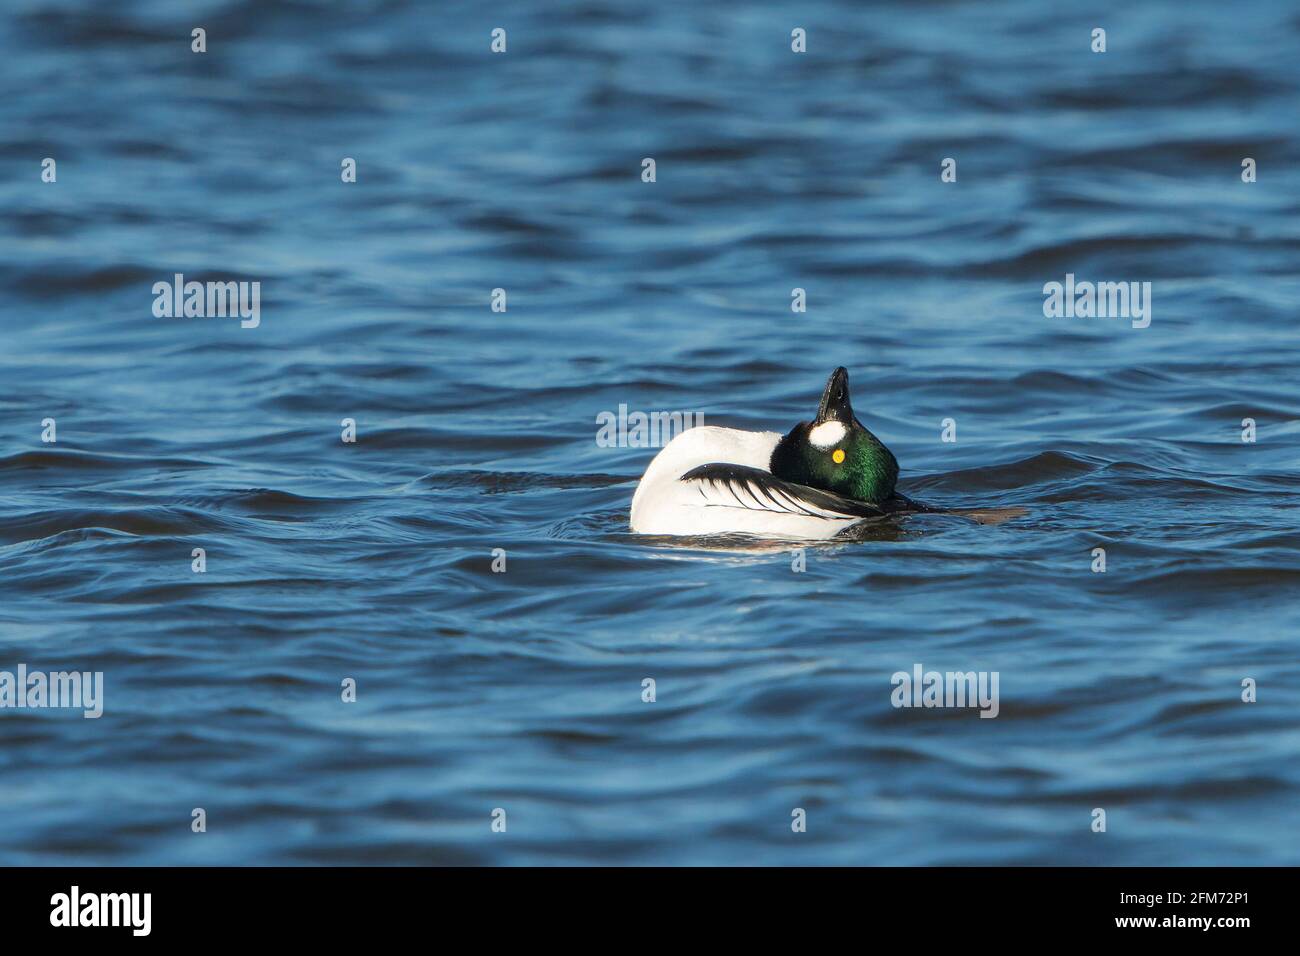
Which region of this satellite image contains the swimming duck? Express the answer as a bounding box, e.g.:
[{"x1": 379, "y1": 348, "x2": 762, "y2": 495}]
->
[{"x1": 630, "y1": 367, "x2": 933, "y2": 538}]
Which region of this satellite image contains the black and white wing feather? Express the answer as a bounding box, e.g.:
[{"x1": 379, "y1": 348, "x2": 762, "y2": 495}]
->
[{"x1": 679, "y1": 463, "x2": 884, "y2": 520}]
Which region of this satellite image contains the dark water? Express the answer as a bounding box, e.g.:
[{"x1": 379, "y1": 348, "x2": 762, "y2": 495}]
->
[{"x1": 2, "y1": 0, "x2": 1299, "y2": 865}]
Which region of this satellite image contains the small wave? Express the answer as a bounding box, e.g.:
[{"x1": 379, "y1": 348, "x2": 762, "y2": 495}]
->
[
  {"x1": 0, "y1": 507, "x2": 233, "y2": 545},
  {"x1": 418, "y1": 470, "x2": 631, "y2": 494},
  {"x1": 0, "y1": 449, "x2": 211, "y2": 474}
]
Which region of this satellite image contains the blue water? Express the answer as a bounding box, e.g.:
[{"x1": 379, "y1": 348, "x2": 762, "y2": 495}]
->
[{"x1": 2, "y1": 0, "x2": 1299, "y2": 865}]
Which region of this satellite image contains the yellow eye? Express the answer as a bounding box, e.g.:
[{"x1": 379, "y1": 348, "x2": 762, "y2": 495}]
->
[{"x1": 832, "y1": 449, "x2": 845, "y2": 464}]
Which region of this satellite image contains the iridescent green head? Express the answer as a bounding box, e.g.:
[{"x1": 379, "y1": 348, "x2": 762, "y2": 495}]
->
[{"x1": 769, "y1": 367, "x2": 899, "y2": 503}]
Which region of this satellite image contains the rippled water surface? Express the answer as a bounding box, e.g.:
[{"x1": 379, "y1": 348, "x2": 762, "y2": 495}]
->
[{"x1": 2, "y1": 0, "x2": 1299, "y2": 865}]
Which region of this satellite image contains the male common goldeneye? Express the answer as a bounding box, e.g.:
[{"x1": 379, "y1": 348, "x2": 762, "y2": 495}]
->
[{"x1": 630, "y1": 367, "x2": 935, "y2": 539}]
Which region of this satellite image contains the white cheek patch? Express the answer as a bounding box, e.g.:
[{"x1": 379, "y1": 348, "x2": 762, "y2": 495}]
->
[{"x1": 808, "y1": 420, "x2": 847, "y2": 449}]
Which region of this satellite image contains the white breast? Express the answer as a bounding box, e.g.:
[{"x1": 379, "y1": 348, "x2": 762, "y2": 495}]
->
[{"x1": 629, "y1": 426, "x2": 864, "y2": 539}]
